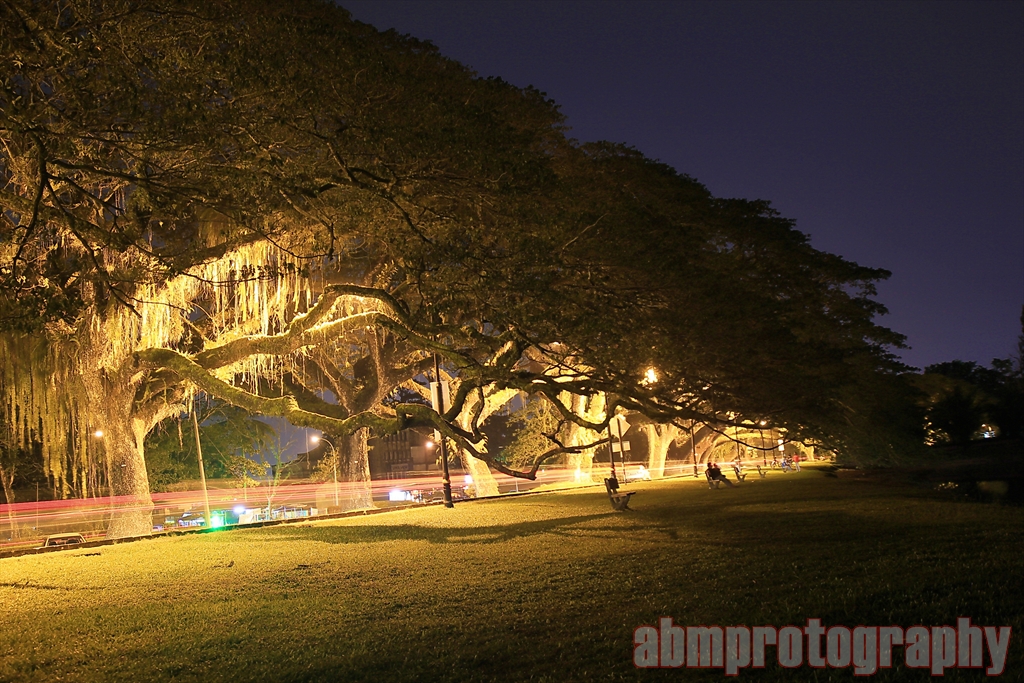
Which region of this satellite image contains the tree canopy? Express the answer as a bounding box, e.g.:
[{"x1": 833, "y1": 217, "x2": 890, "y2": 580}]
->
[{"x1": 1, "y1": 0, "x2": 910, "y2": 535}]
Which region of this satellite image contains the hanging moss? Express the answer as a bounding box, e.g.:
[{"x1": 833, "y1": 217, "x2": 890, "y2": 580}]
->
[{"x1": 0, "y1": 237, "x2": 334, "y2": 499}]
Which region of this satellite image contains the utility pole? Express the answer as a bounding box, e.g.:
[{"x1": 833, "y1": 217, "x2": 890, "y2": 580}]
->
[
  {"x1": 607, "y1": 413, "x2": 629, "y2": 483},
  {"x1": 614, "y1": 419, "x2": 628, "y2": 481},
  {"x1": 606, "y1": 425, "x2": 617, "y2": 483},
  {"x1": 191, "y1": 407, "x2": 213, "y2": 528}
]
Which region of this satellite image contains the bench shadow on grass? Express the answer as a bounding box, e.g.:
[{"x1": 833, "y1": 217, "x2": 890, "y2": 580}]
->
[{"x1": 259, "y1": 512, "x2": 614, "y2": 546}]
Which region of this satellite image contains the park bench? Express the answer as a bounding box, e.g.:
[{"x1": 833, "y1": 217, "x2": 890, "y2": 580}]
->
[
  {"x1": 757, "y1": 465, "x2": 768, "y2": 479},
  {"x1": 604, "y1": 477, "x2": 635, "y2": 510},
  {"x1": 732, "y1": 465, "x2": 748, "y2": 482},
  {"x1": 705, "y1": 470, "x2": 721, "y2": 489}
]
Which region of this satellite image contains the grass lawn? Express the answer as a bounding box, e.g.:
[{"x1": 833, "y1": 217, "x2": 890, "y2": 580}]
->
[{"x1": 1, "y1": 467, "x2": 1021, "y2": 682}]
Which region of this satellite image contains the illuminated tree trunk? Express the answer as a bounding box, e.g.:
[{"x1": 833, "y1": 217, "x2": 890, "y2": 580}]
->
[
  {"x1": 564, "y1": 393, "x2": 605, "y2": 483},
  {"x1": 343, "y1": 427, "x2": 373, "y2": 510},
  {"x1": 461, "y1": 452, "x2": 498, "y2": 497},
  {"x1": 93, "y1": 380, "x2": 154, "y2": 539},
  {"x1": 0, "y1": 463, "x2": 16, "y2": 538},
  {"x1": 454, "y1": 388, "x2": 517, "y2": 498},
  {"x1": 642, "y1": 423, "x2": 680, "y2": 479},
  {"x1": 565, "y1": 449, "x2": 594, "y2": 483}
]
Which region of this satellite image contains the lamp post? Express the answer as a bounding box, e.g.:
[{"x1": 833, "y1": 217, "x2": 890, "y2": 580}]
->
[
  {"x1": 689, "y1": 422, "x2": 698, "y2": 477},
  {"x1": 759, "y1": 420, "x2": 768, "y2": 467},
  {"x1": 310, "y1": 434, "x2": 339, "y2": 507},
  {"x1": 432, "y1": 354, "x2": 454, "y2": 508},
  {"x1": 734, "y1": 425, "x2": 742, "y2": 464}
]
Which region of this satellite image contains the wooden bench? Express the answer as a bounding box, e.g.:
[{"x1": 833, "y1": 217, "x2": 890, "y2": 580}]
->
[
  {"x1": 705, "y1": 469, "x2": 736, "y2": 488},
  {"x1": 604, "y1": 477, "x2": 635, "y2": 510}
]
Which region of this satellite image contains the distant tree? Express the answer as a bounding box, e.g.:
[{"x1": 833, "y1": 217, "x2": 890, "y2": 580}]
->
[
  {"x1": 309, "y1": 448, "x2": 340, "y2": 485},
  {"x1": 143, "y1": 403, "x2": 275, "y2": 491},
  {"x1": 500, "y1": 396, "x2": 561, "y2": 471},
  {"x1": 919, "y1": 331, "x2": 1024, "y2": 443},
  {"x1": 988, "y1": 305, "x2": 1024, "y2": 439},
  {"x1": 917, "y1": 379, "x2": 986, "y2": 446}
]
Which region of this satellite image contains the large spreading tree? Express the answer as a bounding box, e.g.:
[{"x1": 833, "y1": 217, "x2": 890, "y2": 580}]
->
[{"x1": 2, "y1": 0, "x2": 908, "y2": 537}]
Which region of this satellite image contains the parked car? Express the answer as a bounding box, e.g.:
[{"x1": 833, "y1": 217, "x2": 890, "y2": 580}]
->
[{"x1": 41, "y1": 533, "x2": 87, "y2": 548}]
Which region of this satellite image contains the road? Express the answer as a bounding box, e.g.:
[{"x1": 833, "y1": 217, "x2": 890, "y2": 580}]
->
[{"x1": 0, "y1": 465, "x2": 624, "y2": 552}]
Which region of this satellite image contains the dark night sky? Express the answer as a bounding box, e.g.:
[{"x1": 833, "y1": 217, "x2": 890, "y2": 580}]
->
[{"x1": 341, "y1": 0, "x2": 1023, "y2": 371}]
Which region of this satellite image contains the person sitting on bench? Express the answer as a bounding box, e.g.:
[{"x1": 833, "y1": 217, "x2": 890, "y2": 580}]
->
[
  {"x1": 732, "y1": 463, "x2": 747, "y2": 481},
  {"x1": 706, "y1": 462, "x2": 735, "y2": 488}
]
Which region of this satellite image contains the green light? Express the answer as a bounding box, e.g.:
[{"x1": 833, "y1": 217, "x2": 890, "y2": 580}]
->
[{"x1": 210, "y1": 514, "x2": 225, "y2": 529}]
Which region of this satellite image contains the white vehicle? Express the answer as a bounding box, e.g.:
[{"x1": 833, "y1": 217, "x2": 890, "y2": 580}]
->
[{"x1": 41, "y1": 533, "x2": 87, "y2": 548}]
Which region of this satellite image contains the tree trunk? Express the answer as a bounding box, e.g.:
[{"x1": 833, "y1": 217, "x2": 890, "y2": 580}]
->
[
  {"x1": 92, "y1": 379, "x2": 154, "y2": 539},
  {"x1": 0, "y1": 463, "x2": 17, "y2": 539},
  {"x1": 460, "y1": 451, "x2": 499, "y2": 497},
  {"x1": 566, "y1": 449, "x2": 595, "y2": 483},
  {"x1": 454, "y1": 387, "x2": 515, "y2": 498},
  {"x1": 643, "y1": 423, "x2": 679, "y2": 479},
  {"x1": 343, "y1": 427, "x2": 374, "y2": 510},
  {"x1": 564, "y1": 392, "x2": 605, "y2": 483}
]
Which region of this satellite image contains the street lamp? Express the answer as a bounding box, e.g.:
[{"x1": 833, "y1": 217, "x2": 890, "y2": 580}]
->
[
  {"x1": 310, "y1": 434, "x2": 339, "y2": 508},
  {"x1": 432, "y1": 354, "x2": 455, "y2": 509},
  {"x1": 759, "y1": 420, "x2": 767, "y2": 467},
  {"x1": 689, "y1": 421, "x2": 698, "y2": 477}
]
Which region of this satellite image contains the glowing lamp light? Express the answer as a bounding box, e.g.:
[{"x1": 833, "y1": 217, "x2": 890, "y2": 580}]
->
[
  {"x1": 233, "y1": 505, "x2": 246, "y2": 515},
  {"x1": 209, "y1": 514, "x2": 225, "y2": 529},
  {"x1": 309, "y1": 434, "x2": 321, "y2": 444},
  {"x1": 389, "y1": 489, "x2": 412, "y2": 502},
  {"x1": 464, "y1": 475, "x2": 473, "y2": 485},
  {"x1": 644, "y1": 367, "x2": 658, "y2": 385},
  {"x1": 425, "y1": 440, "x2": 434, "y2": 449},
  {"x1": 93, "y1": 430, "x2": 104, "y2": 438},
  {"x1": 759, "y1": 420, "x2": 767, "y2": 426}
]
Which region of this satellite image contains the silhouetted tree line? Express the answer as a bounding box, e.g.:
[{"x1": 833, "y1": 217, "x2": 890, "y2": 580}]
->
[{"x1": 912, "y1": 306, "x2": 1024, "y2": 447}]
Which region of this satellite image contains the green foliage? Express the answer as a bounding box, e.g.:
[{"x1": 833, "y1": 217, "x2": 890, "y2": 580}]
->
[
  {"x1": 144, "y1": 403, "x2": 275, "y2": 491},
  {"x1": 221, "y1": 454, "x2": 270, "y2": 489},
  {"x1": 310, "y1": 449, "x2": 340, "y2": 485},
  {"x1": 498, "y1": 396, "x2": 561, "y2": 469}
]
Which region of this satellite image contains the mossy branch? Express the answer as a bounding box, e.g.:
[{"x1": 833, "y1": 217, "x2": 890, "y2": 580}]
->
[{"x1": 137, "y1": 348, "x2": 401, "y2": 435}]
